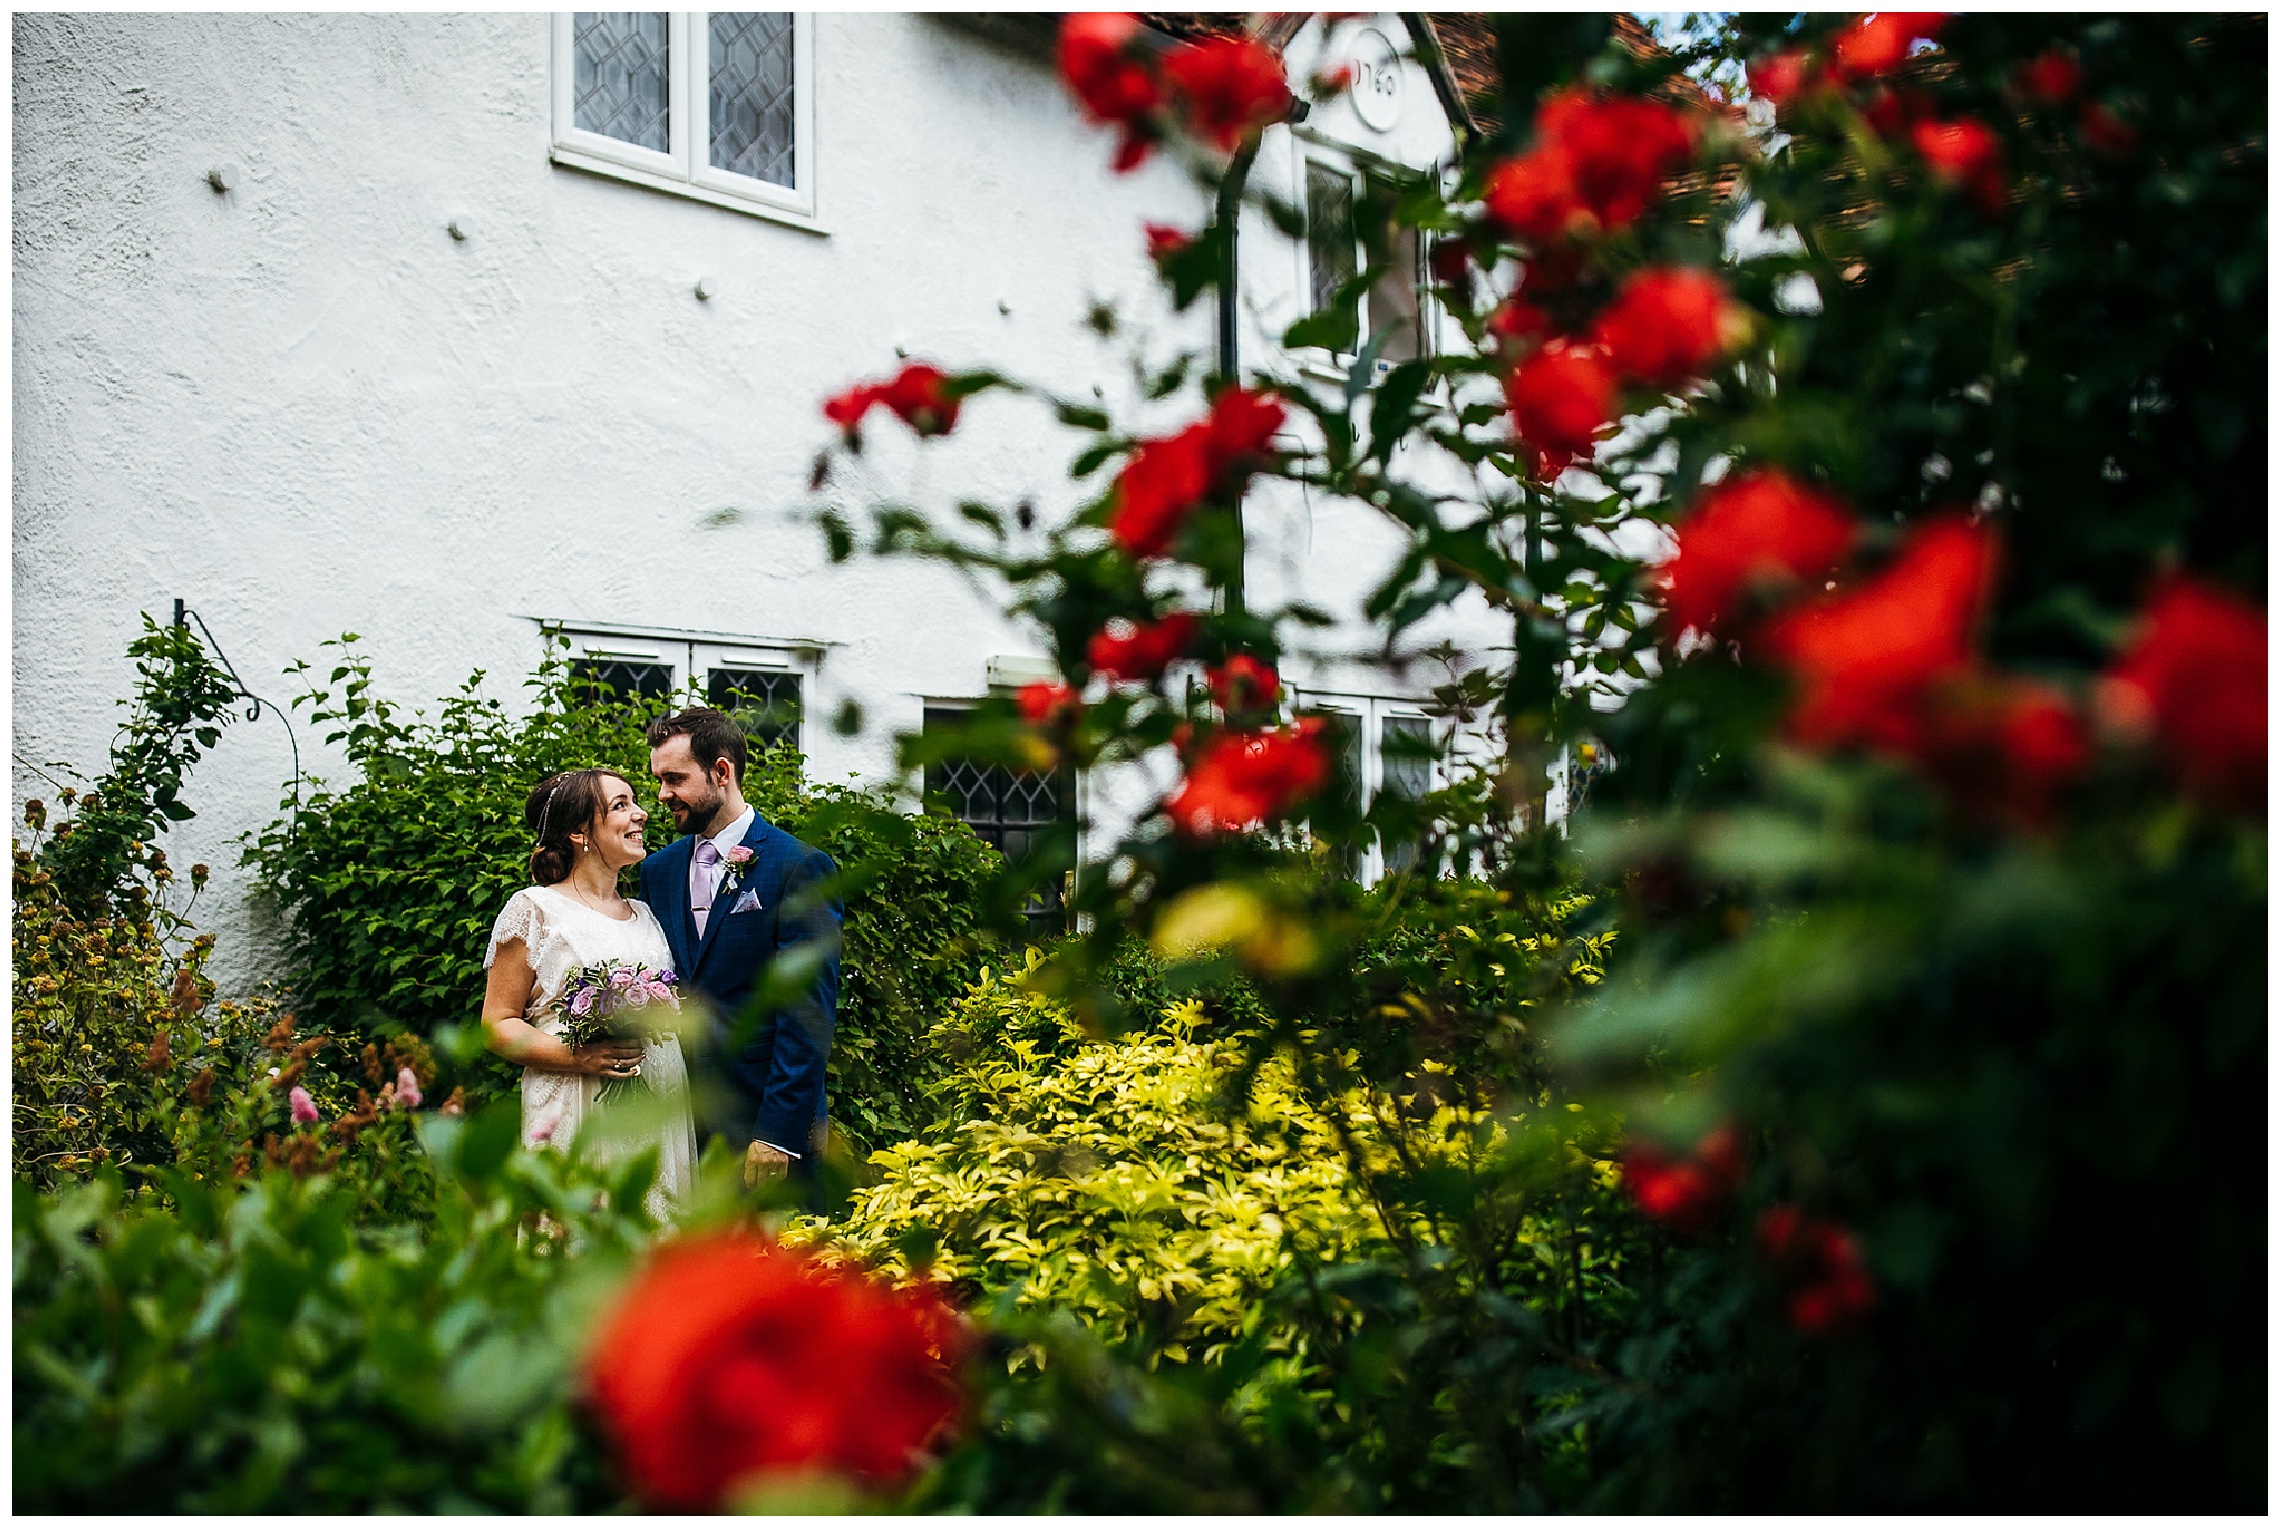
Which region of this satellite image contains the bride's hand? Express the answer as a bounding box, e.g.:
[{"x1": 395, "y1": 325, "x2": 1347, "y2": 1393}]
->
[{"x1": 571, "y1": 1042, "x2": 644, "y2": 1080}]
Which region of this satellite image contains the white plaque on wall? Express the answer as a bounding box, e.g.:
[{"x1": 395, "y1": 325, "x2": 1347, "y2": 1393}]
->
[{"x1": 1347, "y1": 27, "x2": 1404, "y2": 132}]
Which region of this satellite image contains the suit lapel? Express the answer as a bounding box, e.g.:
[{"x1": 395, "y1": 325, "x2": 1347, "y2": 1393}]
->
[
  {"x1": 692, "y1": 816, "x2": 771, "y2": 974},
  {"x1": 659, "y1": 835, "x2": 698, "y2": 974}
]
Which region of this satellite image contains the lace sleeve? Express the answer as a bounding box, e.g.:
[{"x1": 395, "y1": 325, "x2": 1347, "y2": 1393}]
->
[{"x1": 485, "y1": 888, "x2": 547, "y2": 972}]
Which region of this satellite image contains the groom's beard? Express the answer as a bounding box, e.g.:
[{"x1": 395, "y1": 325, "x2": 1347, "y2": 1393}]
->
[{"x1": 674, "y1": 793, "x2": 727, "y2": 839}]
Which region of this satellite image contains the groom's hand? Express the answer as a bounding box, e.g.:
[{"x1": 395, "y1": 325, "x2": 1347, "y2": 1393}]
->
[{"x1": 743, "y1": 1140, "x2": 791, "y2": 1187}]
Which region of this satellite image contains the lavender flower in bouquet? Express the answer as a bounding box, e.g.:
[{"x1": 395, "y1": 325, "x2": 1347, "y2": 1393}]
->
[{"x1": 557, "y1": 959, "x2": 680, "y2": 1104}]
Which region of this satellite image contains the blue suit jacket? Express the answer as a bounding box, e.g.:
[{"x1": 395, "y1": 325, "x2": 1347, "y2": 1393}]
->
[{"x1": 639, "y1": 815, "x2": 842, "y2": 1155}]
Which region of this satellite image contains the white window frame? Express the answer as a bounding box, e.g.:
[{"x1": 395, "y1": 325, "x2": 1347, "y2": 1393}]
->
[
  {"x1": 546, "y1": 622, "x2": 818, "y2": 752},
  {"x1": 1291, "y1": 135, "x2": 1441, "y2": 379},
  {"x1": 1292, "y1": 689, "x2": 1443, "y2": 885},
  {"x1": 550, "y1": 11, "x2": 821, "y2": 233}
]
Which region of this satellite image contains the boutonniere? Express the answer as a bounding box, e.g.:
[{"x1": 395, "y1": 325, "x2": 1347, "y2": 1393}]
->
[{"x1": 718, "y1": 844, "x2": 756, "y2": 896}]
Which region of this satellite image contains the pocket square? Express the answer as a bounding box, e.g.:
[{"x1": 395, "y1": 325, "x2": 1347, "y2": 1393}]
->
[{"x1": 729, "y1": 888, "x2": 762, "y2": 915}]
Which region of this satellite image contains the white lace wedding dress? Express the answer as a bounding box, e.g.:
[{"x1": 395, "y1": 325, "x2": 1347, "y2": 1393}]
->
[{"x1": 484, "y1": 885, "x2": 697, "y2": 1218}]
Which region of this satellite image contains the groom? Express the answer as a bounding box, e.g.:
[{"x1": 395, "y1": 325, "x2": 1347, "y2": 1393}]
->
[{"x1": 641, "y1": 707, "x2": 842, "y2": 1188}]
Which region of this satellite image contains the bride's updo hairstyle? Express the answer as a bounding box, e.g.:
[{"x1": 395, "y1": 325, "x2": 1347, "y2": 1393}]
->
[{"x1": 524, "y1": 769, "x2": 618, "y2": 884}]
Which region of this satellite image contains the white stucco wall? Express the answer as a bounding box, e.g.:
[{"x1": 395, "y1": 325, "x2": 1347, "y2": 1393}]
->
[{"x1": 13, "y1": 11, "x2": 1505, "y2": 993}]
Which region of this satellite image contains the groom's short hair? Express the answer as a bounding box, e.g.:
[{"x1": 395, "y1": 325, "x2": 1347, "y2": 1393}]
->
[{"x1": 647, "y1": 706, "x2": 748, "y2": 785}]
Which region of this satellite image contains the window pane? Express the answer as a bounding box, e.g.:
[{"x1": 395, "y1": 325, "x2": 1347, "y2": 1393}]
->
[
  {"x1": 570, "y1": 658, "x2": 674, "y2": 705},
  {"x1": 923, "y1": 707, "x2": 1072, "y2": 928},
  {"x1": 1306, "y1": 161, "x2": 1359, "y2": 350},
  {"x1": 707, "y1": 667, "x2": 802, "y2": 759},
  {"x1": 575, "y1": 13, "x2": 672, "y2": 153},
  {"x1": 1380, "y1": 715, "x2": 1433, "y2": 876},
  {"x1": 1370, "y1": 228, "x2": 1426, "y2": 364},
  {"x1": 709, "y1": 12, "x2": 796, "y2": 187}
]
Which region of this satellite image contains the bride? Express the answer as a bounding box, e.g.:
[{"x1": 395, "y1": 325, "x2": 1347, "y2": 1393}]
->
[{"x1": 480, "y1": 767, "x2": 697, "y2": 1216}]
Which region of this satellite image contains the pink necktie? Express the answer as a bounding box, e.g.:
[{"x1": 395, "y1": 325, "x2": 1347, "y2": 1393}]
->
[{"x1": 690, "y1": 840, "x2": 719, "y2": 939}]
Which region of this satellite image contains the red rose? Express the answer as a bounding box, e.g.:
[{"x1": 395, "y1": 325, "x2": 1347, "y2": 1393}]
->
[
  {"x1": 1757, "y1": 1206, "x2": 1876, "y2": 1336},
  {"x1": 1058, "y1": 12, "x2": 1163, "y2": 172},
  {"x1": 1623, "y1": 1121, "x2": 1746, "y2": 1235},
  {"x1": 1505, "y1": 343, "x2": 1617, "y2": 471},
  {"x1": 1916, "y1": 672, "x2": 2090, "y2": 822},
  {"x1": 1749, "y1": 48, "x2": 1813, "y2": 108},
  {"x1": 1205, "y1": 384, "x2": 1286, "y2": 467},
  {"x1": 1482, "y1": 147, "x2": 1586, "y2": 244},
  {"x1": 1166, "y1": 719, "x2": 1331, "y2": 834},
  {"x1": 1659, "y1": 468, "x2": 1857, "y2": 637},
  {"x1": 1861, "y1": 84, "x2": 1935, "y2": 140},
  {"x1": 1162, "y1": 35, "x2": 1291, "y2": 153},
  {"x1": 1762, "y1": 516, "x2": 1996, "y2": 756},
  {"x1": 1144, "y1": 222, "x2": 1192, "y2": 261},
  {"x1": 2102, "y1": 575, "x2": 2267, "y2": 808},
  {"x1": 2014, "y1": 47, "x2": 2083, "y2": 106},
  {"x1": 1208, "y1": 653, "x2": 1280, "y2": 714},
  {"x1": 1485, "y1": 296, "x2": 1554, "y2": 351},
  {"x1": 1535, "y1": 88, "x2": 1696, "y2": 233},
  {"x1": 1108, "y1": 388, "x2": 1283, "y2": 558},
  {"x1": 2078, "y1": 102, "x2": 2138, "y2": 158},
  {"x1": 1108, "y1": 424, "x2": 1215, "y2": 556},
  {"x1": 1828, "y1": 11, "x2": 1944, "y2": 80},
  {"x1": 1590, "y1": 267, "x2": 1745, "y2": 389},
  {"x1": 1911, "y1": 117, "x2": 2009, "y2": 215},
  {"x1": 1016, "y1": 682, "x2": 1082, "y2": 726},
  {"x1": 874, "y1": 363, "x2": 962, "y2": 436},
  {"x1": 1089, "y1": 611, "x2": 1200, "y2": 680},
  {"x1": 586, "y1": 1231, "x2": 966, "y2": 1510}
]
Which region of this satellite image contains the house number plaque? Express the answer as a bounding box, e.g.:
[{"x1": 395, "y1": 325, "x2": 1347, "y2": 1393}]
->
[{"x1": 1347, "y1": 27, "x2": 1404, "y2": 132}]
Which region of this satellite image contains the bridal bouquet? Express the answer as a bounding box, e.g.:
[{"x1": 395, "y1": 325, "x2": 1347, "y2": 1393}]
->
[{"x1": 556, "y1": 960, "x2": 680, "y2": 1103}]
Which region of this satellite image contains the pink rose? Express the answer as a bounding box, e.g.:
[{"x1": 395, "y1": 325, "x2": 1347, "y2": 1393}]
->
[
  {"x1": 610, "y1": 967, "x2": 638, "y2": 990},
  {"x1": 724, "y1": 845, "x2": 754, "y2": 866},
  {"x1": 625, "y1": 984, "x2": 652, "y2": 1009},
  {"x1": 645, "y1": 982, "x2": 674, "y2": 1004},
  {"x1": 394, "y1": 1067, "x2": 423, "y2": 1110},
  {"x1": 289, "y1": 1086, "x2": 319, "y2": 1125},
  {"x1": 570, "y1": 988, "x2": 596, "y2": 1017},
  {"x1": 530, "y1": 1110, "x2": 559, "y2": 1145}
]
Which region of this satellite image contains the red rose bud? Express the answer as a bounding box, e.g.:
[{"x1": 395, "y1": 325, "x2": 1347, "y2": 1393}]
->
[
  {"x1": 874, "y1": 363, "x2": 962, "y2": 436},
  {"x1": 1209, "y1": 654, "x2": 1280, "y2": 714},
  {"x1": 1763, "y1": 516, "x2": 1997, "y2": 758},
  {"x1": 1505, "y1": 343, "x2": 1617, "y2": 471},
  {"x1": 2102, "y1": 575, "x2": 2267, "y2": 810},
  {"x1": 586, "y1": 1231, "x2": 967, "y2": 1510},
  {"x1": 1623, "y1": 1122, "x2": 1746, "y2": 1235},
  {"x1": 1205, "y1": 384, "x2": 1286, "y2": 466},
  {"x1": 1916, "y1": 672, "x2": 2091, "y2": 822},
  {"x1": 1829, "y1": 11, "x2": 1945, "y2": 80},
  {"x1": 1309, "y1": 61, "x2": 1355, "y2": 98},
  {"x1": 1483, "y1": 147, "x2": 1588, "y2": 244},
  {"x1": 2014, "y1": 47, "x2": 2083, "y2": 106},
  {"x1": 1591, "y1": 267, "x2": 1747, "y2": 389},
  {"x1": 1861, "y1": 84, "x2": 1935, "y2": 140},
  {"x1": 1089, "y1": 611, "x2": 1199, "y2": 681},
  {"x1": 1427, "y1": 238, "x2": 1472, "y2": 288},
  {"x1": 822, "y1": 383, "x2": 882, "y2": 439},
  {"x1": 1757, "y1": 1205, "x2": 1877, "y2": 1336},
  {"x1": 1144, "y1": 222, "x2": 1192, "y2": 261},
  {"x1": 1163, "y1": 35, "x2": 1291, "y2": 153},
  {"x1": 1059, "y1": 12, "x2": 1164, "y2": 173},
  {"x1": 1016, "y1": 682, "x2": 1082, "y2": 726},
  {"x1": 1485, "y1": 296, "x2": 1554, "y2": 351},
  {"x1": 1911, "y1": 117, "x2": 2009, "y2": 215},
  {"x1": 1166, "y1": 719, "x2": 1332, "y2": 834},
  {"x1": 2078, "y1": 102, "x2": 2138, "y2": 158},
  {"x1": 1659, "y1": 468, "x2": 1857, "y2": 637}
]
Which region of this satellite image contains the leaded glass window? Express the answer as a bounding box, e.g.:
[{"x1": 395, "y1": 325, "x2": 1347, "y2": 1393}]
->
[
  {"x1": 709, "y1": 12, "x2": 796, "y2": 188},
  {"x1": 924, "y1": 707, "x2": 1072, "y2": 929},
  {"x1": 574, "y1": 12, "x2": 672, "y2": 153},
  {"x1": 570, "y1": 657, "x2": 675, "y2": 705},
  {"x1": 707, "y1": 666, "x2": 802, "y2": 758},
  {"x1": 1379, "y1": 715, "x2": 1434, "y2": 875},
  {"x1": 1307, "y1": 160, "x2": 1359, "y2": 351}
]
